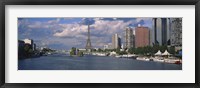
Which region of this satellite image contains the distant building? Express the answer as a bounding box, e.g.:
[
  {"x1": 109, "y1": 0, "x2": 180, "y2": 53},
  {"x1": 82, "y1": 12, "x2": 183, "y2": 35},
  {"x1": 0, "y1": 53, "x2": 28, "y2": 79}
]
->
[
  {"x1": 33, "y1": 43, "x2": 36, "y2": 51},
  {"x1": 112, "y1": 34, "x2": 121, "y2": 49},
  {"x1": 24, "y1": 39, "x2": 34, "y2": 49},
  {"x1": 135, "y1": 26, "x2": 150, "y2": 48},
  {"x1": 103, "y1": 45, "x2": 109, "y2": 50},
  {"x1": 151, "y1": 18, "x2": 171, "y2": 46},
  {"x1": 108, "y1": 43, "x2": 113, "y2": 49},
  {"x1": 170, "y1": 18, "x2": 182, "y2": 46},
  {"x1": 18, "y1": 40, "x2": 25, "y2": 48},
  {"x1": 24, "y1": 39, "x2": 33, "y2": 45},
  {"x1": 151, "y1": 18, "x2": 182, "y2": 47},
  {"x1": 125, "y1": 27, "x2": 134, "y2": 49}
]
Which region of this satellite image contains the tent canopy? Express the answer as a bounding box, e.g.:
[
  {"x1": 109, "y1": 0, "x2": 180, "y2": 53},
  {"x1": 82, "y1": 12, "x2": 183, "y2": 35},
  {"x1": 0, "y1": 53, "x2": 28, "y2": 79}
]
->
[
  {"x1": 162, "y1": 50, "x2": 171, "y2": 56},
  {"x1": 155, "y1": 50, "x2": 162, "y2": 55}
]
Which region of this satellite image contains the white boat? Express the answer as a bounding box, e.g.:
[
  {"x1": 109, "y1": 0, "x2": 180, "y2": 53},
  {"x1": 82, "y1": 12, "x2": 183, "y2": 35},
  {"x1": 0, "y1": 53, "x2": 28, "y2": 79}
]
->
[
  {"x1": 164, "y1": 58, "x2": 182, "y2": 64},
  {"x1": 47, "y1": 52, "x2": 52, "y2": 55},
  {"x1": 153, "y1": 58, "x2": 165, "y2": 62},
  {"x1": 96, "y1": 53, "x2": 106, "y2": 56},
  {"x1": 121, "y1": 54, "x2": 136, "y2": 58},
  {"x1": 115, "y1": 55, "x2": 122, "y2": 58},
  {"x1": 145, "y1": 58, "x2": 150, "y2": 61},
  {"x1": 136, "y1": 57, "x2": 149, "y2": 61}
]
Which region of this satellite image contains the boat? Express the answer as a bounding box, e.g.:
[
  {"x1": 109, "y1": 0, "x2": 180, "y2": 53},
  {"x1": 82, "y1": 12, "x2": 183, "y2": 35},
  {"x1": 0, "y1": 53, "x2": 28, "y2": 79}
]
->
[
  {"x1": 96, "y1": 53, "x2": 107, "y2": 56},
  {"x1": 153, "y1": 57, "x2": 165, "y2": 62},
  {"x1": 47, "y1": 52, "x2": 52, "y2": 55},
  {"x1": 136, "y1": 57, "x2": 149, "y2": 61},
  {"x1": 154, "y1": 59, "x2": 164, "y2": 62},
  {"x1": 164, "y1": 58, "x2": 182, "y2": 64},
  {"x1": 175, "y1": 61, "x2": 181, "y2": 64},
  {"x1": 121, "y1": 54, "x2": 136, "y2": 58},
  {"x1": 115, "y1": 55, "x2": 122, "y2": 58}
]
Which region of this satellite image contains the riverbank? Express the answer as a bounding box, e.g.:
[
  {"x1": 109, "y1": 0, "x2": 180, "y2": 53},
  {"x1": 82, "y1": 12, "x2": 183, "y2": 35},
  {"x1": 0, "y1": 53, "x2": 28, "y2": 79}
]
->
[
  {"x1": 88, "y1": 52, "x2": 181, "y2": 64},
  {"x1": 136, "y1": 56, "x2": 181, "y2": 64}
]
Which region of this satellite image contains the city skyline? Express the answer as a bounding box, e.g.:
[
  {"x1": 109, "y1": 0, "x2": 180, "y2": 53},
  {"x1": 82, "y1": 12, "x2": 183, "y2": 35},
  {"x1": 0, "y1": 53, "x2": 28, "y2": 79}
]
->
[{"x1": 18, "y1": 17, "x2": 152, "y2": 50}]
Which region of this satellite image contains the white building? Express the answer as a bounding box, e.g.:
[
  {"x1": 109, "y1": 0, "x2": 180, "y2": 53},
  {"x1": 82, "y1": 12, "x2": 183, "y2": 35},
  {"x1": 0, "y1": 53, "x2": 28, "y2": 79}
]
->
[
  {"x1": 24, "y1": 38, "x2": 36, "y2": 50},
  {"x1": 78, "y1": 48, "x2": 86, "y2": 51},
  {"x1": 112, "y1": 34, "x2": 121, "y2": 49},
  {"x1": 24, "y1": 38, "x2": 33, "y2": 45},
  {"x1": 103, "y1": 45, "x2": 109, "y2": 50}
]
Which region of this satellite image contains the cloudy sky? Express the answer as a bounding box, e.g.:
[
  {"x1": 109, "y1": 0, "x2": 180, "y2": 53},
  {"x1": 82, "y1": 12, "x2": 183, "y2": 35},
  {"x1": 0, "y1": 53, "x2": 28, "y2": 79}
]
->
[{"x1": 18, "y1": 17, "x2": 152, "y2": 50}]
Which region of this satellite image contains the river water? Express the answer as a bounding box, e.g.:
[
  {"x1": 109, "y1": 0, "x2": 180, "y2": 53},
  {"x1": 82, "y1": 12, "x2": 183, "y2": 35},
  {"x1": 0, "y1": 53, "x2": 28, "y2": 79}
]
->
[{"x1": 18, "y1": 54, "x2": 182, "y2": 70}]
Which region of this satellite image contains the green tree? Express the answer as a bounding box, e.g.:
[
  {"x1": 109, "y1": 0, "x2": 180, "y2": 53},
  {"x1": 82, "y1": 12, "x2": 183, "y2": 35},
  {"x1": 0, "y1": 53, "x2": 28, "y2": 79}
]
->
[
  {"x1": 77, "y1": 51, "x2": 83, "y2": 57},
  {"x1": 70, "y1": 47, "x2": 76, "y2": 56},
  {"x1": 116, "y1": 47, "x2": 121, "y2": 54},
  {"x1": 98, "y1": 48, "x2": 102, "y2": 52},
  {"x1": 24, "y1": 44, "x2": 33, "y2": 58},
  {"x1": 128, "y1": 47, "x2": 135, "y2": 54},
  {"x1": 168, "y1": 46, "x2": 175, "y2": 55}
]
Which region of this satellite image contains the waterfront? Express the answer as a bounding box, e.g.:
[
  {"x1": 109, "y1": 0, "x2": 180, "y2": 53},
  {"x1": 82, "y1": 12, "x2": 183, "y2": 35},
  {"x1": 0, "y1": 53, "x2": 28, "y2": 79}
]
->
[{"x1": 18, "y1": 54, "x2": 182, "y2": 70}]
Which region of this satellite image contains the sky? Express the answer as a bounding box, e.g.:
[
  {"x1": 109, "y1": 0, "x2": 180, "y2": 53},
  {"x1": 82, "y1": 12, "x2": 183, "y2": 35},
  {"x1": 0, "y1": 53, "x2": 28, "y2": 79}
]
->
[{"x1": 18, "y1": 17, "x2": 152, "y2": 50}]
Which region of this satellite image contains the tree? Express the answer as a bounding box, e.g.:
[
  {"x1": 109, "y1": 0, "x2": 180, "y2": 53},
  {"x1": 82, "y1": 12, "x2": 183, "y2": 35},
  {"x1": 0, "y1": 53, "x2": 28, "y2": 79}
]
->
[
  {"x1": 168, "y1": 46, "x2": 175, "y2": 55},
  {"x1": 24, "y1": 44, "x2": 33, "y2": 58},
  {"x1": 98, "y1": 48, "x2": 102, "y2": 52},
  {"x1": 77, "y1": 51, "x2": 84, "y2": 57},
  {"x1": 116, "y1": 47, "x2": 121, "y2": 54},
  {"x1": 128, "y1": 47, "x2": 135, "y2": 54},
  {"x1": 70, "y1": 47, "x2": 76, "y2": 56}
]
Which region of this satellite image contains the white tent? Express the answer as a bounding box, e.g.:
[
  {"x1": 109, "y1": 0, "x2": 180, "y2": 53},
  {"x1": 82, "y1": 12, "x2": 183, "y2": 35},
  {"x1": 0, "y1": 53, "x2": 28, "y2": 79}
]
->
[
  {"x1": 162, "y1": 50, "x2": 171, "y2": 56},
  {"x1": 155, "y1": 50, "x2": 162, "y2": 56}
]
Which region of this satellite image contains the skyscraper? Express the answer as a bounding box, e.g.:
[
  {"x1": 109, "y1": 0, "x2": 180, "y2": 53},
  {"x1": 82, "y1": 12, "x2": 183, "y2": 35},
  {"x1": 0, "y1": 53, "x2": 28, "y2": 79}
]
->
[
  {"x1": 151, "y1": 18, "x2": 171, "y2": 46},
  {"x1": 112, "y1": 34, "x2": 121, "y2": 49},
  {"x1": 135, "y1": 26, "x2": 150, "y2": 48},
  {"x1": 170, "y1": 18, "x2": 182, "y2": 46},
  {"x1": 24, "y1": 38, "x2": 34, "y2": 49},
  {"x1": 125, "y1": 27, "x2": 134, "y2": 49}
]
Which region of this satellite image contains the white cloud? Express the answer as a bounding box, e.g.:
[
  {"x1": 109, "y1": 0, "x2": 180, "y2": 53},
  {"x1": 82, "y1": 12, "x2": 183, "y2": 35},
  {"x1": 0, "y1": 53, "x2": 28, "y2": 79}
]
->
[
  {"x1": 47, "y1": 18, "x2": 61, "y2": 24},
  {"x1": 19, "y1": 18, "x2": 153, "y2": 49}
]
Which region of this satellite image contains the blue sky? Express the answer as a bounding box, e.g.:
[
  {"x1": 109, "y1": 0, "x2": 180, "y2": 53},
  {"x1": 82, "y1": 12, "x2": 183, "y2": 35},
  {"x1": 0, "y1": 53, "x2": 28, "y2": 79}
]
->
[{"x1": 18, "y1": 17, "x2": 152, "y2": 50}]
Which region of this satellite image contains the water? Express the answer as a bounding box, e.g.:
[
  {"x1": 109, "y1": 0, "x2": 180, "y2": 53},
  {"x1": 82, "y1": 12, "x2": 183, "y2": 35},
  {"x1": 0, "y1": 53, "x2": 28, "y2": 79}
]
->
[{"x1": 18, "y1": 54, "x2": 182, "y2": 70}]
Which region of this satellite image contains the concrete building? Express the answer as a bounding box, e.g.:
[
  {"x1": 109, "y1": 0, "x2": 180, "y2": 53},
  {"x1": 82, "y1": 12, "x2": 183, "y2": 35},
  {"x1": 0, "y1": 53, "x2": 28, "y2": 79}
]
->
[
  {"x1": 112, "y1": 34, "x2": 121, "y2": 49},
  {"x1": 170, "y1": 18, "x2": 182, "y2": 46},
  {"x1": 24, "y1": 39, "x2": 33, "y2": 45},
  {"x1": 33, "y1": 43, "x2": 36, "y2": 51},
  {"x1": 151, "y1": 18, "x2": 171, "y2": 46},
  {"x1": 103, "y1": 45, "x2": 109, "y2": 50},
  {"x1": 125, "y1": 27, "x2": 134, "y2": 49},
  {"x1": 24, "y1": 39, "x2": 34, "y2": 49},
  {"x1": 18, "y1": 40, "x2": 25, "y2": 48},
  {"x1": 135, "y1": 26, "x2": 150, "y2": 48}
]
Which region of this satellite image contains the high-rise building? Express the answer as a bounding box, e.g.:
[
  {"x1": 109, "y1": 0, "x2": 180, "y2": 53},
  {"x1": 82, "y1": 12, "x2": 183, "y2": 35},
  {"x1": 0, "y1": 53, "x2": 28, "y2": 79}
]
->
[
  {"x1": 151, "y1": 18, "x2": 171, "y2": 46},
  {"x1": 170, "y1": 18, "x2": 182, "y2": 46},
  {"x1": 125, "y1": 27, "x2": 134, "y2": 49},
  {"x1": 135, "y1": 26, "x2": 150, "y2": 48},
  {"x1": 24, "y1": 38, "x2": 34, "y2": 49},
  {"x1": 112, "y1": 34, "x2": 121, "y2": 49},
  {"x1": 33, "y1": 43, "x2": 36, "y2": 51}
]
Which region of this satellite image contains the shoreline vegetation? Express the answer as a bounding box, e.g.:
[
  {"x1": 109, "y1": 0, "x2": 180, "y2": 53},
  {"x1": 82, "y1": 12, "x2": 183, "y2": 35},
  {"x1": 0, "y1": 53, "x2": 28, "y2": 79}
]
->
[
  {"x1": 68, "y1": 45, "x2": 182, "y2": 64},
  {"x1": 18, "y1": 43, "x2": 182, "y2": 65}
]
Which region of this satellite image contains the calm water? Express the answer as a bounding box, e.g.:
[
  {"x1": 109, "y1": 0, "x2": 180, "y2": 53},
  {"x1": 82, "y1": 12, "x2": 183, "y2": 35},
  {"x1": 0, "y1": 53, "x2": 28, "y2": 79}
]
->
[{"x1": 18, "y1": 54, "x2": 182, "y2": 70}]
